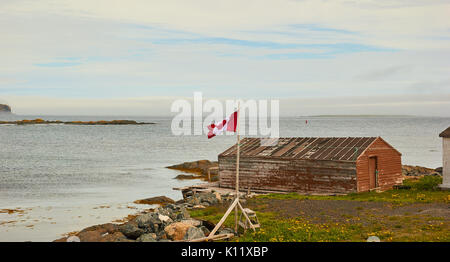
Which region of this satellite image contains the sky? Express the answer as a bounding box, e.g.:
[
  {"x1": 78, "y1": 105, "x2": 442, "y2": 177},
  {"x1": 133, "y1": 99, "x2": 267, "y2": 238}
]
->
[{"x1": 0, "y1": 0, "x2": 449, "y2": 116}]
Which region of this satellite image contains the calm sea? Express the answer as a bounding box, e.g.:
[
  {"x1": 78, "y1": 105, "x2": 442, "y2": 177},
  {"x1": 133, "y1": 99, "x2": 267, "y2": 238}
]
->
[{"x1": 0, "y1": 115, "x2": 449, "y2": 241}]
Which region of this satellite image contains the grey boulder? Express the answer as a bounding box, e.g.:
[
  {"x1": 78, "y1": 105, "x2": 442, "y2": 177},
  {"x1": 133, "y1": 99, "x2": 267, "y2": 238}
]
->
[
  {"x1": 119, "y1": 223, "x2": 145, "y2": 240},
  {"x1": 183, "y1": 227, "x2": 205, "y2": 240},
  {"x1": 137, "y1": 233, "x2": 157, "y2": 242}
]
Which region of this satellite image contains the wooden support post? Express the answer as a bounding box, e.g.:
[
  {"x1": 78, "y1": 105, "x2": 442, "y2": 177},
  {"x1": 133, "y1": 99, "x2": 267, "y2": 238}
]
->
[
  {"x1": 192, "y1": 189, "x2": 197, "y2": 204},
  {"x1": 187, "y1": 233, "x2": 235, "y2": 242},
  {"x1": 234, "y1": 102, "x2": 240, "y2": 233},
  {"x1": 208, "y1": 197, "x2": 239, "y2": 237}
]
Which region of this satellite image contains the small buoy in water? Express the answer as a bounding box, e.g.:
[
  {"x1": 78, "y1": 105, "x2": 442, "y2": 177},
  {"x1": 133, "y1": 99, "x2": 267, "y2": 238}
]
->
[
  {"x1": 367, "y1": 236, "x2": 380, "y2": 242},
  {"x1": 67, "y1": 236, "x2": 80, "y2": 242}
]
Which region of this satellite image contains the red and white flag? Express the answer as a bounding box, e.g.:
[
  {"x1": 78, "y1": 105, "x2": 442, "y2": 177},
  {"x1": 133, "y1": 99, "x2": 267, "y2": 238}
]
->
[{"x1": 207, "y1": 111, "x2": 238, "y2": 139}]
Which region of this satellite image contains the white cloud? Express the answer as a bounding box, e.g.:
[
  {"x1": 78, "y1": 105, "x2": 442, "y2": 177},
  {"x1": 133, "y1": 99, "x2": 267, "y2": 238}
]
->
[
  {"x1": 3, "y1": 0, "x2": 449, "y2": 48},
  {"x1": 0, "y1": 0, "x2": 449, "y2": 115}
]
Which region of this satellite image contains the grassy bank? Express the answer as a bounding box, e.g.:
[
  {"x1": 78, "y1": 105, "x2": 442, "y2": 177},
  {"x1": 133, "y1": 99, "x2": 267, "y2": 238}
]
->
[
  {"x1": 258, "y1": 176, "x2": 448, "y2": 204},
  {"x1": 190, "y1": 176, "x2": 449, "y2": 242}
]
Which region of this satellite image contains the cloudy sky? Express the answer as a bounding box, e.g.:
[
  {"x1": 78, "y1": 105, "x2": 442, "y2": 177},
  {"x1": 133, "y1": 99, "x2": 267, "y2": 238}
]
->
[{"x1": 1, "y1": 0, "x2": 449, "y2": 116}]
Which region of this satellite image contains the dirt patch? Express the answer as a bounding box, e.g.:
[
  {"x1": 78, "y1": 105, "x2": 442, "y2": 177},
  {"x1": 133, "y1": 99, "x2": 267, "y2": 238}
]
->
[{"x1": 247, "y1": 198, "x2": 450, "y2": 224}]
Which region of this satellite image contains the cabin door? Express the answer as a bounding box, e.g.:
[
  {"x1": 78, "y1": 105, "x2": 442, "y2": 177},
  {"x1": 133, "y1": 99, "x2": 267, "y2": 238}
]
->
[{"x1": 369, "y1": 157, "x2": 378, "y2": 189}]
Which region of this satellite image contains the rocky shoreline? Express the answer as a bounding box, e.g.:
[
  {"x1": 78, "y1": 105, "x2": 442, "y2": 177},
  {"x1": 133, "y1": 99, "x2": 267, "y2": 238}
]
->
[
  {"x1": 0, "y1": 119, "x2": 154, "y2": 125},
  {"x1": 402, "y1": 165, "x2": 442, "y2": 177},
  {"x1": 54, "y1": 191, "x2": 235, "y2": 242},
  {"x1": 167, "y1": 160, "x2": 219, "y2": 181}
]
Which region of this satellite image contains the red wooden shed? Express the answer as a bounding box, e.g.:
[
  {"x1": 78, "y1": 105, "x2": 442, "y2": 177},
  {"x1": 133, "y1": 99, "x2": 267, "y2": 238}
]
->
[{"x1": 218, "y1": 137, "x2": 402, "y2": 194}]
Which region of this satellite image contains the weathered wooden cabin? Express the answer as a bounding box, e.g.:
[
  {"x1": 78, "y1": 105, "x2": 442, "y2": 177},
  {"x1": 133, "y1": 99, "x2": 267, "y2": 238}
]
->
[{"x1": 218, "y1": 137, "x2": 402, "y2": 194}]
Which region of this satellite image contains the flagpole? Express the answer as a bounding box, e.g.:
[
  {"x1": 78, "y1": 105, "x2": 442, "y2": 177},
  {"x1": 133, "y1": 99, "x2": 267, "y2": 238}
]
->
[
  {"x1": 234, "y1": 101, "x2": 240, "y2": 233},
  {"x1": 207, "y1": 103, "x2": 258, "y2": 239}
]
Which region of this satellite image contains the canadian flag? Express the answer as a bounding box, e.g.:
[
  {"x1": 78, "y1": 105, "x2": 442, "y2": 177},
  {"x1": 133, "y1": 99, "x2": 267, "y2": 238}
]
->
[{"x1": 207, "y1": 111, "x2": 238, "y2": 139}]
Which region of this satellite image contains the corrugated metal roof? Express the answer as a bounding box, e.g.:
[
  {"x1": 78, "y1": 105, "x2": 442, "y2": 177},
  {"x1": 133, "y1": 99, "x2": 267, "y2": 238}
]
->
[
  {"x1": 439, "y1": 127, "x2": 450, "y2": 138},
  {"x1": 219, "y1": 137, "x2": 377, "y2": 161}
]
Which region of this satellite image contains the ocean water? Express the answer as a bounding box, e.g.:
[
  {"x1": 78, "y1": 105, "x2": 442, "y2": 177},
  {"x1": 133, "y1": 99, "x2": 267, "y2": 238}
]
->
[{"x1": 0, "y1": 115, "x2": 449, "y2": 241}]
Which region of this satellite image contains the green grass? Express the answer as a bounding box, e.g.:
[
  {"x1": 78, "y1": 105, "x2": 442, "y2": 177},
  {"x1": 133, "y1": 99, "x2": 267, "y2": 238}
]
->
[
  {"x1": 257, "y1": 190, "x2": 449, "y2": 204},
  {"x1": 190, "y1": 209, "x2": 356, "y2": 242},
  {"x1": 237, "y1": 213, "x2": 357, "y2": 242},
  {"x1": 189, "y1": 176, "x2": 449, "y2": 242},
  {"x1": 257, "y1": 176, "x2": 448, "y2": 205},
  {"x1": 403, "y1": 175, "x2": 442, "y2": 191},
  {"x1": 191, "y1": 206, "x2": 449, "y2": 242}
]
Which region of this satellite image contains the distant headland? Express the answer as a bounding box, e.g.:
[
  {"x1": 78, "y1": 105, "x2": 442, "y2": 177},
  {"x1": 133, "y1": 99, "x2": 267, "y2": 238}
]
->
[
  {"x1": 0, "y1": 104, "x2": 11, "y2": 113},
  {"x1": 0, "y1": 119, "x2": 155, "y2": 125},
  {"x1": 306, "y1": 114, "x2": 415, "y2": 118}
]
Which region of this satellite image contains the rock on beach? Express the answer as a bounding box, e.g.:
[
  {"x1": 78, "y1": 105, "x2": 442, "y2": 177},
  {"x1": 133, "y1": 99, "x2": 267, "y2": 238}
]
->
[
  {"x1": 164, "y1": 222, "x2": 193, "y2": 241},
  {"x1": 54, "y1": 191, "x2": 231, "y2": 242},
  {"x1": 119, "y1": 223, "x2": 145, "y2": 240},
  {"x1": 167, "y1": 160, "x2": 219, "y2": 181},
  {"x1": 402, "y1": 165, "x2": 442, "y2": 177},
  {"x1": 133, "y1": 196, "x2": 175, "y2": 206},
  {"x1": 184, "y1": 227, "x2": 205, "y2": 240}
]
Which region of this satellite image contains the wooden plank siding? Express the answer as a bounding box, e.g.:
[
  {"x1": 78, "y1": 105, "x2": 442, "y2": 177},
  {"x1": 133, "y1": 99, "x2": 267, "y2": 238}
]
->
[
  {"x1": 219, "y1": 156, "x2": 357, "y2": 194},
  {"x1": 356, "y1": 137, "x2": 403, "y2": 192}
]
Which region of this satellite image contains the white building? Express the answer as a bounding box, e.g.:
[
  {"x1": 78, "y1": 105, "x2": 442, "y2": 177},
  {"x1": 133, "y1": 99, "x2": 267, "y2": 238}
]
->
[{"x1": 439, "y1": 127, "x2": 450, "y2": 189}]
